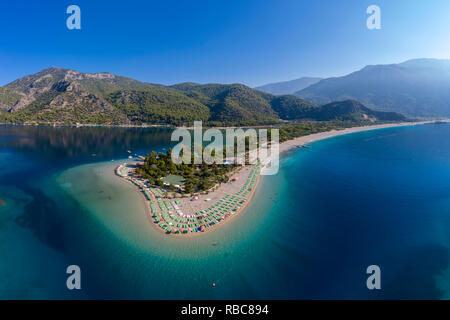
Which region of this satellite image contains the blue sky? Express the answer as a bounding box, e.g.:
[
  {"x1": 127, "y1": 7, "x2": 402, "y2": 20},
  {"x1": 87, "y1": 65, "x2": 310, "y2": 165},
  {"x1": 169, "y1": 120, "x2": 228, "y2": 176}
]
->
[{"x1": 1, "y1": 0, "x2": 450, "y2": 87}]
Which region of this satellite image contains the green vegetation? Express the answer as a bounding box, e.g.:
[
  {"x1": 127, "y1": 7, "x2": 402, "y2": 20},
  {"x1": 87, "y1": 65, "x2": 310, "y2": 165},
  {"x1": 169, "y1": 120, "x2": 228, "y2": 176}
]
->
[
  {"x1": 6, "y1": 67, "x2": 67, "y2": 93},
  {"x1": 106, "y1": 88, "x2": 211, "y2": 125},
  {"x1": 77, "y1": 76, "x2": 156, "y2": 97},
  {"x1": 1, "y1": 89, "x2": 127, "y2": 125},
  {"x1": 171, "y1": 83, "x2": 279, "y2": 123},
  {"x1": 0, "y1": 87, "x2": 21, "y2": 107},
  {"x1": 0, "y1": 67, "x2": 409, "y2": 126},
  {"x1": 311, "y1": 100, "x2": 407, "y2": 122},
  {"x1": 135, "y1": 119, "x2": 404, "y2": 194},
  {"x1": 273, "y1": 119, "x2": 406, "y2": 143},
  {"x1": 270, "y1": 95, "x2": 319, "y2": 120},
  {"x1": 136, "y1": 150, "x2": 238, "y2": 194}
]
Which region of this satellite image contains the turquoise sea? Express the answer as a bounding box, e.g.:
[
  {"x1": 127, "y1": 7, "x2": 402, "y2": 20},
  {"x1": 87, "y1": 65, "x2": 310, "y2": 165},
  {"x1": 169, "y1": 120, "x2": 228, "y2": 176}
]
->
[{"x1": 1, "y1": 124, "x2": 450, "y2": 299}]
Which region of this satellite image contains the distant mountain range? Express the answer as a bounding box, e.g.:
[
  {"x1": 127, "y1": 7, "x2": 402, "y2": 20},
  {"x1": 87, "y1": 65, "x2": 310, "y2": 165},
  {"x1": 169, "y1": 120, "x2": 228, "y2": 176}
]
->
[
  {"x1": 310, "y1": 99, "x2": 406, "y2": 122},
  {"x1": 295, "y1": 58, "x2": 450, "y2": 118},
  {"x1": 0, "y1": 67, "x2": 406, "y2": 126},
  {"x1": 255, "y1": 77, "x2": 322, "y2": 95}
]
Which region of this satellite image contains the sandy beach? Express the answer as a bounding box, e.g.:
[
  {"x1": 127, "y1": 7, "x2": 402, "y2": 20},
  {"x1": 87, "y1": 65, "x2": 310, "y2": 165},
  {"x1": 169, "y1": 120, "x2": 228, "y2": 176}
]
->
[
  {"x1": 278, "y1": 121, "x2": 438, "y2": 154},
  {"x1": 116, "y1": 159, "x2": 261, "y2": 236},
  {"x1": 116, "y1": 120, "x2": 441, "y2": 236}
]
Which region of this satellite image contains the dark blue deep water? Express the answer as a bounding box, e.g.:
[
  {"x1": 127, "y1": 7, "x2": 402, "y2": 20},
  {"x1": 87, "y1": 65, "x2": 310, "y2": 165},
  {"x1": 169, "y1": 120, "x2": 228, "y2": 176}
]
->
[
  {"x1": 273, "y1": 124, "x2": 450, "y2": 299},
  {"x1": 1, "y1": 123, "x2": 450, "y2": 299}
]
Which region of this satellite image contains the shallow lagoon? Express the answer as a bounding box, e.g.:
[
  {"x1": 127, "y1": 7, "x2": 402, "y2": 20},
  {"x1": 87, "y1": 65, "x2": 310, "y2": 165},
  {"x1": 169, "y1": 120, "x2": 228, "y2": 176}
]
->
[{"x1": 1, "y1": 124, "x2": 450, "y2": 299}]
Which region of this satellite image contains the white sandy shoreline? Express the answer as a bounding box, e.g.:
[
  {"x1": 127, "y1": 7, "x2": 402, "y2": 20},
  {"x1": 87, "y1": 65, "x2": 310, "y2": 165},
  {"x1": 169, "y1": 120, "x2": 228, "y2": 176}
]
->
[{"x1": 278, "y1": 120, "x2": 442, "y2": 154}]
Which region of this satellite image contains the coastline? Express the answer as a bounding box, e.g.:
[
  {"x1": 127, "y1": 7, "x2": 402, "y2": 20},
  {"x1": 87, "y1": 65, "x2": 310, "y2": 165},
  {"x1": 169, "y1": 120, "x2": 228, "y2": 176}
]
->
[
  {"x1": 13, "y1": 116, "x2": 450, "y2": 298},
  {"x1": 115, "y1": 120, "x2": 440, "y2": 237},
  {"x1": 137, "y1": 172, "x2": 262, "y2": 238},
  {"x1": 115, "y1": 160, "x2": 262, "y2": 237},
  {"x1": 278, "y1": 120, "x2": 439, "y2": 154},
  {"x1": 0, "y1": 122, "x2": 174, "y2": 129}
]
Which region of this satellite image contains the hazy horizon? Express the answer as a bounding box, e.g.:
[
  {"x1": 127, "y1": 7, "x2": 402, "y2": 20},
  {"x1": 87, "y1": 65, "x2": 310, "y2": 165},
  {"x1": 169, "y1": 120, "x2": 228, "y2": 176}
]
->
[{"x1": 2, "y1": 1, "x2": 450, "y2": 87}]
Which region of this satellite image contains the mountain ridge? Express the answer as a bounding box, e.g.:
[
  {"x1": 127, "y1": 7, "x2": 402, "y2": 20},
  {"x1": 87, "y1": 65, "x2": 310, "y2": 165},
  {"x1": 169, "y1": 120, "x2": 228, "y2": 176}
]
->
[
  {"x1": 295, "y1": 58, "x2": 450, "y2": 117},
  {"x1": 0, "y1": 67, "x2": 407, "y2": 126},
  {"x1": 255, "y1": 77, "x2": 322, "y2": 95}
]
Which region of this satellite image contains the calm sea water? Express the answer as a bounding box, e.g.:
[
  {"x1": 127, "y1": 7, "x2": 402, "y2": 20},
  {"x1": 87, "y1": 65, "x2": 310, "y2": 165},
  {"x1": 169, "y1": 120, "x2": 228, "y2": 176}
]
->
[{"x1": 1, "y1": 124, "x2": 450, "y2": 299}]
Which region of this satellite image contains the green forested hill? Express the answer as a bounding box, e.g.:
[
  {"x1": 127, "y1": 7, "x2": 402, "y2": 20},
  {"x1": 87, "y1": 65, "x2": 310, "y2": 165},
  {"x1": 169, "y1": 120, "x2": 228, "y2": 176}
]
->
[
  {"x1": 270, "y1": 95, "x2": 319, "y2": 120},
  {"x1": 171, "y1": 83, "x2": 279, "y2": 124},
  {"x1": 0, "y1": 67, "x2": 408, "y2": 126},
  {"x1": 106, "y1": 88, "x2": 211, "y2": 125},
  {"x1": 312, "y1": 100, "x2": 407, "y2": 122}
]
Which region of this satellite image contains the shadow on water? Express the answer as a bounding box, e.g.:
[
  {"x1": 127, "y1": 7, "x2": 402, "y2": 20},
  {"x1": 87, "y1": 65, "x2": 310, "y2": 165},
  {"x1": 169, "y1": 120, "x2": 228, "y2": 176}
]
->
[
  {"x1": 14, "y1": 186, "x2": 65, "y2": 252},
  {"x1": 0, "y1": 125, "x2": 173, "y2": 162},
  {"x1": 2, "y1": 124, "x2": 450, "y2": 299},
  {"x1": 383, "y1": 244, "x2": 449, "y2": 299}
]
